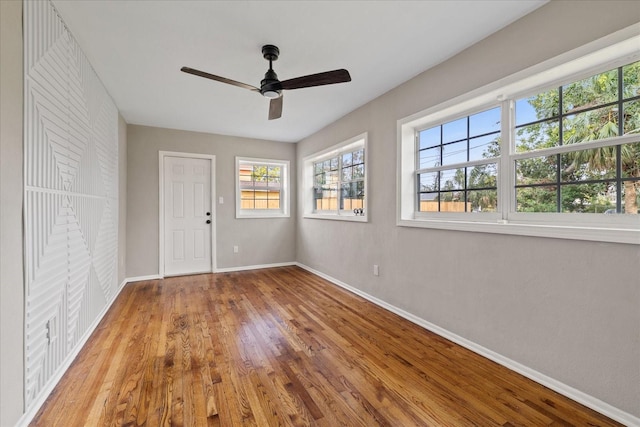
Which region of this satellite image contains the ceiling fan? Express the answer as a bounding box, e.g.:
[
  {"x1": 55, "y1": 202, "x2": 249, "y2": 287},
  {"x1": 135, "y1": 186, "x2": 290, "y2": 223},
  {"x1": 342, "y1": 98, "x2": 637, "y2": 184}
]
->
[{"x1": 181, "y1": 45, "x2": 351, "y2": 120}]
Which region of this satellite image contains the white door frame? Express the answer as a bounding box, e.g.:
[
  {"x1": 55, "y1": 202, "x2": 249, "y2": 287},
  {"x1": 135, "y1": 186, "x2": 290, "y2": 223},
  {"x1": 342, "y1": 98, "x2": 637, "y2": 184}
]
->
[{"x1": 159, "y1": 151, "x2": 216, "y2": 277}]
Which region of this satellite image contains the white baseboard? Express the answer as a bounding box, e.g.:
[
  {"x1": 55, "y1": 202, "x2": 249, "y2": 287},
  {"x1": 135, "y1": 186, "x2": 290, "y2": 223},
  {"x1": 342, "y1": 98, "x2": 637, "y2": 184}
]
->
[
  {"x1": 126, "y1": 274, "x2": 162, "y2": 282},
  {"x1": 16, "y1": 278, "x2": 129, "y2": 427},
  {"x1": 215, "y1": 261, "x2": 296, "y2": 273},
  {"x1": 295, "y1": 263, "x2": 640, "y2": 427}
]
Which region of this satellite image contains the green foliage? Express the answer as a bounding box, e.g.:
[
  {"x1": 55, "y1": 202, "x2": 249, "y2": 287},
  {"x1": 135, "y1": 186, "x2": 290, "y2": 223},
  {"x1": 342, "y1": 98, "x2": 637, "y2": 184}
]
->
[{"x1": 251, "y1": 165, "x2": 280, "y2": 183}]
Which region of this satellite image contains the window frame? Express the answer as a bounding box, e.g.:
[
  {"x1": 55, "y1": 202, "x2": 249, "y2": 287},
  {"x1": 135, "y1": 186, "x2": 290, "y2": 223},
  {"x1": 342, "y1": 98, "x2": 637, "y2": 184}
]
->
[
  {"x1": 303, "y1": 133, "x2": 368, "y2": 222},
  {"x1": 235, "y1": 156, "x2": 290, "y2": 219},
  {"x1": 397, "y1": 28, "x2": 640, "y2": 244}
]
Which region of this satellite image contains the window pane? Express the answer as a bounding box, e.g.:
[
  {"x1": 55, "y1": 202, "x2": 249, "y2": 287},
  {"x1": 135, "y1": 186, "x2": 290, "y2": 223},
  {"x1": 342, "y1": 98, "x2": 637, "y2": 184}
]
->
[
  {"x1": 467, "y1": 189, "x2": 497, "y2": 212},
  {"x1": 419, "y1": 146, "x2": 440, "y2": 169},
  {"x1": 419, "y1": 172, "x2": 438, "y2": 192},
  {"x1": 342, "y1": 165, "x2": 352, "y2": 182},
  {"x1": 469, "y1": 134, "x2": 499, "y2": 161},
  {"x1": 562, "y1": 68, "x2": 618, "y2": 114},
  {"x1": 253, "y1": 165, "x2": 267, "y2": 181},
  {"x1": 325, "y1": 170, "x2": 338, "y2": 184},
  {"x1": 255, "y1": 199, "x2": 269, "y2": 209},
  {"x1": 623, "y1": 101, "x2": 639, "y2": 135},
  {"x1": 442, "y1": 141, "x2": 467, "y2": 166},
  {"x1": 561, "y1": 183, "x2": 613, "y2": 213},
  {"x1": 419, "y1": 127, "x2": 441, "y2": 149},
  {"x1": 516, "y1": 156, "x2": 557, "y2": 185},
  {"x1": 516, "y1": 186, "x2": 557, "y2": 212},
  {"x1": 323, "y1": 159, "x2": 332, "y2": 172},
  {"x1": 516, "y1": 119, "x2": 559, "y2": 152},
  {"x1": 342, "y1": 152, "x2": 352, "y2": 167},
  {"x1": 560, "y1": 147, "x2": 616, "y2": 182},
  {"x1": 621, "y1": 180, "x2": 639, "y2": 214},
  {"x1": 442, "y1": 117, "x2": 467, "y2": 143},
  {"x1": 467, "y1": 164, "x2": 497, "y2": 189},
  {"x1": 469, "y1": 107, "x2": 500, "y2": 137},
  {"x1": 440, "y1": 169, "x2": 465, "y2": 191},
  {"x1": 314, "y1": 162, "x2": 323, "y2": 175},
  {"x1": 242, "y1": 199, "x2": 255, "y2": 210},
  {"x1": 315, "y1": 184, "x2": 338, "y2": 211},
  {"x1": 439, "y1": 192, "x2": 466, "y2": 212},
  {"x1": 352, "y1": 163, "x2": 364, "y2": 179},
  {"x1": 516, "y1": 88, "x2": 559, "y2": 126},
  {"x1": 419, "y1": 193, "x2": 438, "y2": 212},
  {"x1": 352, "y1": 149, "x2": 364, "y2": 165},
  {"x1": 622, "y1": 61, "x2": 640, "y2": 100},
  {"x1": 330, "y1": 157, "x2": 339, "y2": 170},
  {"x1": 563, "y1": 105, "x2": 619, "y2": 144},
  {"x1": 268, "y1": 166, "x2": 281, "y2": 183},
  {"x1": 621, "y1": 143, "x2": 640, "y2": 178}
]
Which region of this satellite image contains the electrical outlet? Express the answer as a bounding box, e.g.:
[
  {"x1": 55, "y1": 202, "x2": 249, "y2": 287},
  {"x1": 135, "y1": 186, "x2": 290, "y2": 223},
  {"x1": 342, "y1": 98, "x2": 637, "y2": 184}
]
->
[
  {"x1": 233, "y1": 245, "x2": 239, "y2": 253},
  {"x1": 373, "y1": 265, "x2": 379, "y2": 276}
]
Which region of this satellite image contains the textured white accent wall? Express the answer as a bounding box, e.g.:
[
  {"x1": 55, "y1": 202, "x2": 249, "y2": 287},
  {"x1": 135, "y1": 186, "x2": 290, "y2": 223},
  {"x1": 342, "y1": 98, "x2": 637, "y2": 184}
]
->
[{"x1": 23, "y1": 0, "x2": 119, "y2": 409}]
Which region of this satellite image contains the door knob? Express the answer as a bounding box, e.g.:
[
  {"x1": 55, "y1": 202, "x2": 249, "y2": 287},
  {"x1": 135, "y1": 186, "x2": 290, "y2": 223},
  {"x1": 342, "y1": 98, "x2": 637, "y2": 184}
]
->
[
  {"x1": 206, "y1": 219, "x2": 211, "y2": 224},
  {"x1": 206, "y1": 212, "x2": 211, "y2": 216}
]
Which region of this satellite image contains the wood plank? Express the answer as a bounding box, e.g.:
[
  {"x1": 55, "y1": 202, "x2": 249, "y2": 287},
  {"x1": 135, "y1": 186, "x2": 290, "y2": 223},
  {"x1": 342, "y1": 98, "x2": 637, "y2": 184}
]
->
[{"x1": 30, "y1": 267, "x2": 624, "y2": 426}]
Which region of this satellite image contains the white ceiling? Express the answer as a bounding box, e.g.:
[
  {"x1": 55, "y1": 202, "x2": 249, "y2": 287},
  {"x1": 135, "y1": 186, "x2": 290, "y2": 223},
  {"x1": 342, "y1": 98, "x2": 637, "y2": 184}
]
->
[{"x1": 52, "y1": 0, "x2": 547, "y2": 143}]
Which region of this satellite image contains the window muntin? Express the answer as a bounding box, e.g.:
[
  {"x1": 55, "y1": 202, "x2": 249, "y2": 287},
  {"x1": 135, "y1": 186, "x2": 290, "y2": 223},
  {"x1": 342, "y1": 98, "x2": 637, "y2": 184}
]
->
[
  {"x1": 313, "y1": 147, "x2": 365, "y2": 213},
  {"x1": 398, "y1": 34, "x2": 640, "y2": 244},
  {"x1": 236, "y1": 157, "x2": 289, "y2": 218}
]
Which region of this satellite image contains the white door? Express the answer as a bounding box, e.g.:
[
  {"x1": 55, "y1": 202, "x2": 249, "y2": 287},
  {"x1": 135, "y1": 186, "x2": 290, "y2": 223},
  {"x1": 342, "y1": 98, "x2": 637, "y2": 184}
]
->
[{"x1": 163, "y1": 156, "x2": 212, "y2": 276}]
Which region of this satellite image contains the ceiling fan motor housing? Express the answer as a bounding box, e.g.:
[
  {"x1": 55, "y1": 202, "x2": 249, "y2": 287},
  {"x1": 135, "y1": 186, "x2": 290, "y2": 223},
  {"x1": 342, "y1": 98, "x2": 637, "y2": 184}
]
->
[{"x1": 261, "y1": 45, "x2": 282, "y2": 97}]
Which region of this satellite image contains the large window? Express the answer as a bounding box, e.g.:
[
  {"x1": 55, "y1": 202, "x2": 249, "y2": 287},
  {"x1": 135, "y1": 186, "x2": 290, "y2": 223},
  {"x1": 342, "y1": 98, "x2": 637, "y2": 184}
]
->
[
  {"x1": 235, "y1": 157, "x2": 289, "y2": 218},
  {"x1": 398, "y1": 33, "x2": 639, "y2": 244},
  {"x1": 514, "y1": 63, "x2": 639, "y2": 214},
  {"x1": 304, "y1": 133, "x2": 367, "y2": 221}
]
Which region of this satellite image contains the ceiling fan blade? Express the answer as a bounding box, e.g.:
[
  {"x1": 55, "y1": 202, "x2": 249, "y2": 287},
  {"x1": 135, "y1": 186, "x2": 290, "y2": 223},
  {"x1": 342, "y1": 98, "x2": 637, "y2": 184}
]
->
[
  {"x1": 269, "y1": 95, "x2": 283, "y2": 120},
  {"x1": 278, "y1": 69, "x2": 351, "y2": 90},
  {"x1": 181, "y1": 66, "x2": 259, "y2": 92}
]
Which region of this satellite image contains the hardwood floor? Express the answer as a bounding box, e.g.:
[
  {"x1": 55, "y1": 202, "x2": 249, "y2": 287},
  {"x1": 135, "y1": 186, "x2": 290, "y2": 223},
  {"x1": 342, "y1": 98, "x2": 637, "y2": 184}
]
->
[{"x1": 31, "y1": 266, "x2": 622, "y2": 426}]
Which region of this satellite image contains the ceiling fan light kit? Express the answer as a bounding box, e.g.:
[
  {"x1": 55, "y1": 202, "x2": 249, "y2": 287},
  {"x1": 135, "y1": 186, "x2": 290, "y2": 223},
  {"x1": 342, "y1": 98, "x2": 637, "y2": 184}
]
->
[{"x1": 181, "y1": 44, "x2": 351, "y2": 120}]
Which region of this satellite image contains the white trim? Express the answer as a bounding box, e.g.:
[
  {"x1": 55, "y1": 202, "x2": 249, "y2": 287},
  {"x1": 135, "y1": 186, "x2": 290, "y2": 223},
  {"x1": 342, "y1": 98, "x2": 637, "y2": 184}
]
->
[
  {"x1": 126, "y1": 274, "x2": 163, "y2": 283},
  {"x1": 303, "y1": 214, "x2": 368, "y2": 223},
  {"x1": 158, "y1": 151, "x2": 217, "y2": 278},
  {"x1": 214, "y1": 261, "x2": 296, "y2": 273},
  {"x1": 235, "y1": 156, "x2": 290, "y2": 219},
  {"x1": 15, "y1": 279, "x2": 128, "y2": 427},
  {"x1": 295, "y1": 263, "x2": 640, "y2": 427}
]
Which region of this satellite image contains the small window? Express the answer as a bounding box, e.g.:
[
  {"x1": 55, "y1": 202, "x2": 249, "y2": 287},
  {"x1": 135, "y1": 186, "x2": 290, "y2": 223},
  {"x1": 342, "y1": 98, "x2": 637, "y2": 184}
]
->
[
  {"x1": 235, "y1": 157, "x2": 289, "y2": 218},
  {"x1": 304, "y1": 133, "x2": 367, "y2": 221}
]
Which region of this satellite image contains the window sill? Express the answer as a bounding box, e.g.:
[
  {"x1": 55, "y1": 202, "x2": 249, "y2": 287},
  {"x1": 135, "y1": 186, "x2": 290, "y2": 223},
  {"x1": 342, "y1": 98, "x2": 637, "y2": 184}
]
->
[
  {"x1": 304, "y1": 213, "x2": 368, "y2": 223},
  {"x1": 236, "y1": 212, "x2": 290, "y2": 219},
  {"x1": 397, "y1": 217, "x2": 639, "y2": 245}
]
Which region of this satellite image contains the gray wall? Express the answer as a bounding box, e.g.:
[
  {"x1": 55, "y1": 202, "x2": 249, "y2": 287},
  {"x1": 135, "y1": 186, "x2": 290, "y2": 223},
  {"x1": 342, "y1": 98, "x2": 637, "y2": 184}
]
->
[
  {"x1": 0, "y1": 1, "x2": 25, "y2": 424},
  {"x1": 296, "y1": 1, "x2": 640, "y2": 419},
  {"x1": 126, "y1": 125, "x2": 296, "y2": 277}
]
